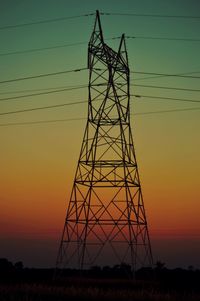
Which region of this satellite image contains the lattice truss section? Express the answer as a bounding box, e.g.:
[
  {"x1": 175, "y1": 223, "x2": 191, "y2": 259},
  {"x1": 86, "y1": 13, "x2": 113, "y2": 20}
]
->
[{"x1": 57, "y1": 11, "x2": 153, "y2": 271}]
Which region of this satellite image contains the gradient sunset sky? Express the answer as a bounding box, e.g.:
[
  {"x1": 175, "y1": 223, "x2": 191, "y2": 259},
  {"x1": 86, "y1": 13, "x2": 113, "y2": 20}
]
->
[{"x1": 0, "y1": 0, "x2": 200, "y2": 268}]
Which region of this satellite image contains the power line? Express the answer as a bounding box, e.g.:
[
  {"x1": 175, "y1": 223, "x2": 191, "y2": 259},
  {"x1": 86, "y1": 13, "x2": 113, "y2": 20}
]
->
[
  {"x1": 0, "y1": 95, "x2": 200, "y2": 117},
  {"x1": 131, "y1": 71, "x2": 200, "y2": 79},
  {"x1": 0, "y1": 42, "x2": 87, "y2": 57},
  {"x1": 0, "y1": 99, "x2": 88, "y2": 116},
  {"x1": 0, "y1": 11, "x2": 198, "y2": 33},
  {"x1": 134, "y1": 75, "x2": 193, "y2": 81},
  {"x1": 0, "y1": 84, "x2": 87, "y2": 95},
  {"x1": 0, "y1": 68, "x2": 87, "y2": 85},
  {"x1": 134, "y1": 107, "x2": 200, "y2": 115},
  {"x1": 100, "y1": 12, "x2": 200, "y2": 19},
  {"x1": 132, "y1": 94, "x2": 200, "y2": 103},
  {"x1": 0, "y1": 117, "x2": 85, "y2": 127},
  {"x1": 0, "y1": 107, "x2": 200, "y2": 127},
  {"x1": 0, "y1": 13, "x2": 94, "y2": 31},
  {"x1": 1, "y1": 80, "x2": 200, "y2": 96},
  {"x1": 1, "y1": 34, "x2": 200, "y2": 58},
  {"x1": 0, "y1": 68, "x2": 199, "y2": 87},
  {"x1": 0, "y1": 37, "x2": 117, "y2": 58},
  {"x1": 133, "y1": 71, "x2": 200, "y2": 81},
  {"x1": 95, "y1": 69, "x2": 200, "y2": 80},
  {"x1": 0, "y1": 85, "x2": 87, "y2": 102},
  {"x1": 127, "y1": 35, "x2": 200, "y2": 42},
  {"x1": 0, "y1": 71, "x2": 199, "y2": 105},
  {"x1": 0, "y1": 82, "x2": 199, "y2": 104},
  {"x1": 132, "y1": 84, "x2": 200, "y2": 92}
]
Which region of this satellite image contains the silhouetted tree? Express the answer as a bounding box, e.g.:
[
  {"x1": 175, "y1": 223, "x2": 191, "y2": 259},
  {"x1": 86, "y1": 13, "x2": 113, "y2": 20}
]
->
[
  {"x1": 0, "y1": 258, "x2": 13, "y2": 271},
  {"x1": 155, "y1": 261, "x2": 166, "y2": 270},
  {"x1": 14, "y1": 261, "x2": 23, "y2": 270}
]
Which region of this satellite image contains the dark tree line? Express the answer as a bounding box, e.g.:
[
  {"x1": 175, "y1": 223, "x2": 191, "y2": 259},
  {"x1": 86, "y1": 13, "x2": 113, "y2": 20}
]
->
[{"x1": 0, "y1": 258, "x2": 200, "y2": 292}]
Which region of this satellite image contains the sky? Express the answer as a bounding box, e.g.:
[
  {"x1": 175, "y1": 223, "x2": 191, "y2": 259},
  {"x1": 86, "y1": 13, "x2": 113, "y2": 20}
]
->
[{"x1": 0, "y1": 0, "x2": 200, "y2": 269}]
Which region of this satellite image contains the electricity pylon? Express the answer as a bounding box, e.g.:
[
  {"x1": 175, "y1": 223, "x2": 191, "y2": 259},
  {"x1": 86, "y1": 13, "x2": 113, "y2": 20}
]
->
[{"x1": 56, "y1": 10, "x2": 153, "y2": 272}]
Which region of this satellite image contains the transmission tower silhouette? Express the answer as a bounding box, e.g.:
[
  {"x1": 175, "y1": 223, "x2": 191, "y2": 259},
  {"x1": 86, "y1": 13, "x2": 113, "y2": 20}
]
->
[{"x1": 56, "y1": 10, "x2": 153, "y2": 272}]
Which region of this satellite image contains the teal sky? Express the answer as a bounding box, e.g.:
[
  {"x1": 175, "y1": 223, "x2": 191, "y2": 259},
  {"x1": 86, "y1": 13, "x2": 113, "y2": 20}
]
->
[{"x1": 0, "y1": 0, "x2": 200, "y2": 268}]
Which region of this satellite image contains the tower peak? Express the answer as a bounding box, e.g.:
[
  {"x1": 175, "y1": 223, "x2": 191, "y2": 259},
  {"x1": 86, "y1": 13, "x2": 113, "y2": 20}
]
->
[{"x1": 89, "y1": 10, "x2": 104, "y2": 46}]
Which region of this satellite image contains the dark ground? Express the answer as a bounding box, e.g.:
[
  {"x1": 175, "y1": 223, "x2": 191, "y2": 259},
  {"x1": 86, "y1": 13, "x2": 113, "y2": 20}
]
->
[{"x1": 0, "y1": 259, "x2": 200, "y2": 301}]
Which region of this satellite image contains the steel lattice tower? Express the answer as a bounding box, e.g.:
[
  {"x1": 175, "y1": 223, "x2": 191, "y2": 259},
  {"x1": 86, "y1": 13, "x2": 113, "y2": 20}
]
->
[{"x1": 56, "y1": 11, "x2": 153, "y2": 272}]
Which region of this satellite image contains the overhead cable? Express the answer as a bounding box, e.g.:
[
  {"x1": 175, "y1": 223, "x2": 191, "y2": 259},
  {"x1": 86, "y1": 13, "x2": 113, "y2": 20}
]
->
[
  {"x1": 0, "y1": 107, "x2": 200, "y2": 127},
  {"x1": 132, "y1": 84, "x2": 200, "y2": 92},
  {"x1": 100, "y1": 12, "x2": 200, "y2": 19},
  {"x1": 132, "y1": 94, "x2": 200, "y2": 103},
  {"x1": 0, "y1": 68, "x2": 87, "y2": 85},
  {"x1": 0, "y1": 85, "x2": 87, "y2": 102},
  {"x1": 132, "y1": 71, "x2": 200, "y2": 79},
  {"x1": 0, "y1": 100, "x2": 87, "y2": 116},
  {"x1": 126, "y1": 35, "x2": 200, "y2": 42},
  {"x1": 0, "y1": 95, "x2": 200, "y2": 117},
  {"x1": 1, "y1": 35, "x2": 200, "y2": 58},
  {"x1": 0, "y1": 13, "x2": 94, "y2": 31}
]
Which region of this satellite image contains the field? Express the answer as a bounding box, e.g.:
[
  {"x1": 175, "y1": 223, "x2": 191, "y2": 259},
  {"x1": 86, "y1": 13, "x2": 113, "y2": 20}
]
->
[
  {"x1": 0, "y1": 261, "x2": 200, "y2": 301},
  {"x1": 1, "y1": 279, "x2": 200, "y2": 301}
]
